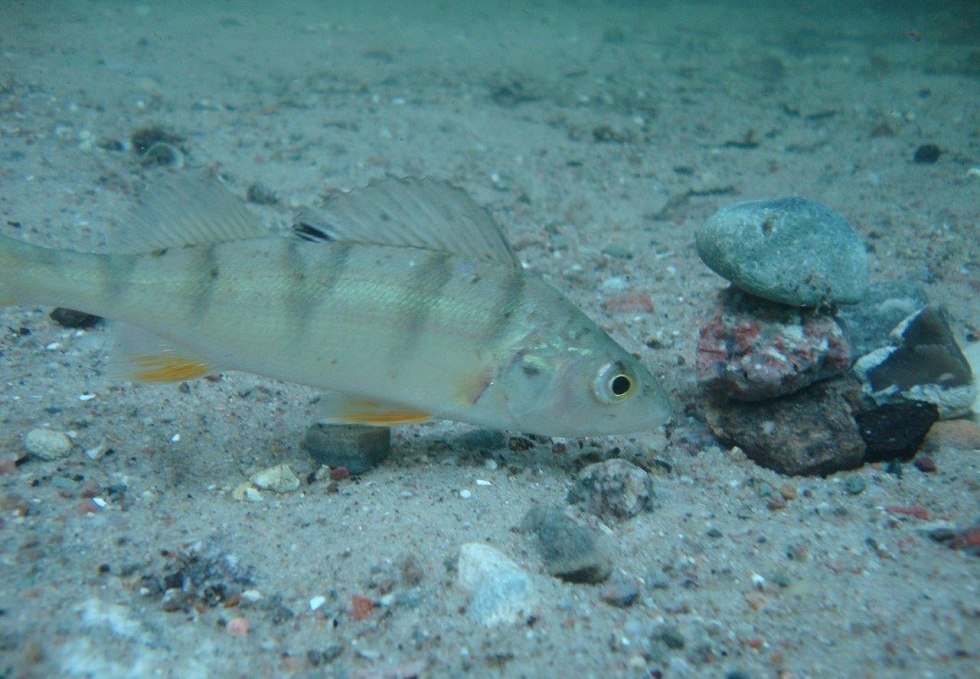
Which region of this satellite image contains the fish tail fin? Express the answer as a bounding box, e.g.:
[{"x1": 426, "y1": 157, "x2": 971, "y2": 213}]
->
[
  {"x1": 0, "y1": 233, "x2": 93, "y2": 309},
  {"x1": 0, "y1": 233, "x2": 37, "y2": 306}
]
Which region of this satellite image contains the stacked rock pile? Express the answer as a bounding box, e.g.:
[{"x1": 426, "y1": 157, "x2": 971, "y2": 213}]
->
[{"x1": 695, "y1": 197, "x2": 976, "y2": 475}]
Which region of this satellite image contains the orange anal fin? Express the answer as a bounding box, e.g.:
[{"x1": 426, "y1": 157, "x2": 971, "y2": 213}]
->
[
  {"x1": 128, "y1": 353, "x2": 212, "y2": 382},
  {"x1": 317, "y1": 394, "x2": 431, "y2": 427}
]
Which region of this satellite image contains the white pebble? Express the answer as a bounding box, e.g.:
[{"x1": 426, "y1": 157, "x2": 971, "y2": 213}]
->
[
  {"x1": 24, "y1": 428, "x2": 73, "y2": 460},
  {"x1": 476, "y1": 479, "x2": 492, "y2": 486},
  {"x1": 601, "y1": 276, "x2": 629, "y2": 293},
  {"x1": 85, "y1": 438, "x2": 111, "y2": 460},
  {"x1": 309, "y1": 595, "x2": 326, "y2": 611},
  {"x1": 459, "y1": 489, "x2": 472, "y2": 499},
  {"x1": 457, "y1": 543, "x2": 537, "y2": 627},
  {"x1": 250, "y1": 464, "x2": 301, "y2": 493}
]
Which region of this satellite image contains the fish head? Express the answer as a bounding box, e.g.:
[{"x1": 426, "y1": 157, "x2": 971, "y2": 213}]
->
[{"x1": 493, "y1": 316, "x2": 671, "y2": 437}]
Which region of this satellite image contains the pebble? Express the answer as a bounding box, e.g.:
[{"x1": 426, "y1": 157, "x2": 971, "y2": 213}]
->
[
  {"x1": 704, "y1": 379, "x2": 865, "y2": 475},
  {"x1": 567, "y1": 458, "x2": 655, "y2": 521},
  {"x1": 302, "y1": 423, "x2": 390, "y2": 474},
  {"x1": 232, "y1": 483, "x2": 264, "y2": 502},
  {"x1": 601, "y1": 244, "x2": 632, "y2": 260},
  {"x1": 843, "y1": 476, "x2": 866, "y2": 495},
  {"x1": 246, "y1": 181, "x2": 278, "y2": 205},
  {"x1": 697, "y1": 288, "x2": 850, "y2": 401},
  {"x1": 600, "y1": 572, "x2": 640, "y2": 607},
  {"x1": 779, "y1": 482, "x2": 797, "y2": 500},
  {"x1": 24, "y1": 428, "x2": 73, "y2": 460},
  {"x1": 913, "y1": 456, "x2": 937, "y2": 473},
  {"x1": 696, "y1": 197, "x2": 868, "y2": 306},
  {"x1": 226, "y1": 616, "x2": 250, "y2": 636},
  {"x1": 659, "y1": 625, "x2": 686, "y2": 649},
  {"x1": 853, "y1": 306, "x2": 975, "y2": 419},
  {"x1": 250, "y1": 464, "x2": 300, "y2": 493},
  {"x1": 457, "y1": 543, "x2": 536, "y2": 627},
  {"x1": 835, "y1": 281, "x2": 928, "y2": 357},
  {"x1": 912, "y1": 143, "x2": 942, "y2": 164},
  {"x1": 602, "y1": 291, "x2": 654, "y2": 314},
  {"x1": 522, "y1": 506, "x2": 611, "y2": 584},
  {"x1": 49, "y1": 307, "x2": 102, "y2": 329}
]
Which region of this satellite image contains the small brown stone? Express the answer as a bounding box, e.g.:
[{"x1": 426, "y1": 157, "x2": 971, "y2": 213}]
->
[
  {"x1": 921, "y1": 420, "x2": 980, "y2": 453},
  {"x1": 779, "y1": 482, "x2": 798, "y2": 500},
  {"x1": 913, "y1": 456, "x2": 937, "y2": 473}
]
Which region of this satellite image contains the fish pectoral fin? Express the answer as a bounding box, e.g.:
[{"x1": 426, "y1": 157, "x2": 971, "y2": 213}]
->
[
  {"x1": 315, "y1": 392, "x2": 431, "y2": 426},
  {"x1": 109, "y1": 324, "x2": 215, "y2": 383}
]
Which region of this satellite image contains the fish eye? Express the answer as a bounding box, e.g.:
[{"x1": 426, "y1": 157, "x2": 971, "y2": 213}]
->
[
  {"x1": 611, "y1": 374, "x2": 632, "y2": 396},
  {"x1": 594, "y1": 362, "x2": 635, "y2": 403}
]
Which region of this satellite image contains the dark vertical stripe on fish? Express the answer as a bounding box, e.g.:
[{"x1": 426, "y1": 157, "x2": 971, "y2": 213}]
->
[
  {"x1": 315, "y1": 241, "x2": 352, "y2": 305},
  {"x1": 280, "y1": 238, "x2": 312, "y2": 336},
  {"x1": 99, "y1": 253, "x2": 139, "y2": 308},
  {"x1": 485, "y1": 269, "x2": 525, "y2": 343},
  {"x1": 190, "y1": 244, "x2": 220, "y2": 321},
  {"x1": 398, "y1": 251, "x2": 454, "y2": 356}
]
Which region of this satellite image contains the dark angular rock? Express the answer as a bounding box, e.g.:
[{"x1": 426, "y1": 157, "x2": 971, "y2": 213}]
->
[
  {"x1": 854, "y1": 401, "x2": 940, "y2": 462},
  {"x1": 854, "y1": 305, "x2": 975, "y2": 418},
  {"x1": 704, "y1": 379, "x2": 866, "y2": 475},
  {"x1": 697, "y1": 288, "x2": 850, "y2": 401}
]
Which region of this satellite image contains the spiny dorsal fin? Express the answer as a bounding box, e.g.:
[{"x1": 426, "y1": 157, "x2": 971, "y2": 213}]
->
[
  {"x1": 110, "y1": 170, "x2": 268, "y2": 253},
  {"x1": 293, "y1": 177, "x2": 519, "y2": 267}
]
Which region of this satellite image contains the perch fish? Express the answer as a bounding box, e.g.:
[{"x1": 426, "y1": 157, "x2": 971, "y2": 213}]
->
[{"x1": 0, "y1": 173, "x2": 671, "y2": 436}]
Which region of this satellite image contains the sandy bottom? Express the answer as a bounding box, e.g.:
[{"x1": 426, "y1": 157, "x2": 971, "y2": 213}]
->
[{"x1": 1, "y1": 1, "x2": 977, "y2": 677}]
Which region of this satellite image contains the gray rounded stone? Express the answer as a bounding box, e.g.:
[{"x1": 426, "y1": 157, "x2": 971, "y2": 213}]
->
[
  {"x1": 522, "y1": 506, "x2": 610, "y2": 584},
  {"x1": 696, "y1": 197, "x2": 868, "y2": 306}
]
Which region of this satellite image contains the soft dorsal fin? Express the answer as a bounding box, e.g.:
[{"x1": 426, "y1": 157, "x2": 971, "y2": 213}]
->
[
  {"x1": 293, "y1": 177, "x2": 519, "y2": 267},
  {"x1": 110, "y1": 171, "x2": 268, "y2": 253}
]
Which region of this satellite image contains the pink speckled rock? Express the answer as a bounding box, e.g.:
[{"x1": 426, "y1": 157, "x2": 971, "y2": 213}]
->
[{"x1": 697, "y1": 288, "x2": 851, "y2": 401}]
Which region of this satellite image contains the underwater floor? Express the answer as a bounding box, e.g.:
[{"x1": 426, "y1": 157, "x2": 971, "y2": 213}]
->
[{"x1": 0, "y1": 2, "x2": 977, "y2": 677}]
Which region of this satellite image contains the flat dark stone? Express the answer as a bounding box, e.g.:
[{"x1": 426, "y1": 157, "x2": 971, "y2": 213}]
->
[
  {"x1": 301, "y1": 423, "x2": 390, "y2": 474},
  {"x1": 50, "y1": 307, "x2": 102, "y2": 329},
  {"x1": 704, "y1": 379, "x2": 866, "y2": 476}
]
